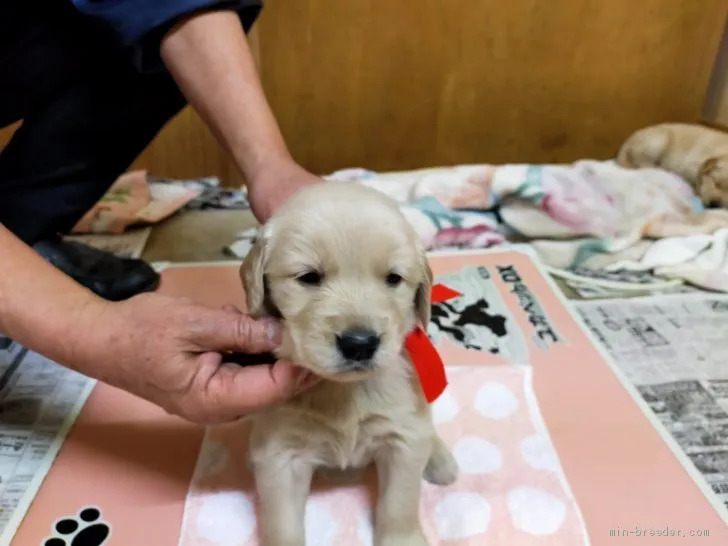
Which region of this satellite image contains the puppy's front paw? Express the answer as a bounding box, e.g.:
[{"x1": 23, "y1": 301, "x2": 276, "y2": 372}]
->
[
  {"x1": 376, "y1": 528, "x2": 429, "y2": 546},
  {"x1": 423, "y1": 438, "x2": 458, "y2": 486}
]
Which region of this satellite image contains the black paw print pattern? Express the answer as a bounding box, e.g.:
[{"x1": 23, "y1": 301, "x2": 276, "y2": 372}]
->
[{"x1": 43, "y1": 507, "x2": 110, "y2": 546}]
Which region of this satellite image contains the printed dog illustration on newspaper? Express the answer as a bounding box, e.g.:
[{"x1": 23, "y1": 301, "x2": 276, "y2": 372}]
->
[
  {"x1": 427, "y1": 265, "x2": 529, "y2": 363},
  {"x1": 240, "y1": 181, "x2": 459, "y2": 546}
]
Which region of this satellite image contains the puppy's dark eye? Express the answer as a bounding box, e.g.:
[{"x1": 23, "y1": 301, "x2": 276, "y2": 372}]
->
[
  {"x1": 385, "y1": 272, "x2": 403, "y2": 287},
  {"x1": 297, "y1": 271, "x2": 323, "y2": 286}
]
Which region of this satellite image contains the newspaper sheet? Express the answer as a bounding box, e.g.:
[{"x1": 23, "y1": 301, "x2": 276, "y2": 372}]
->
[
  {"x1": 562, "y1": 267, "x2": 699, "y2": 299},
  {"x1": 574, "y1": 294, "x2": 728, "y2": 510},
  {"x1": 0, "y1": 336, "x2": 96, "y2": 544}
]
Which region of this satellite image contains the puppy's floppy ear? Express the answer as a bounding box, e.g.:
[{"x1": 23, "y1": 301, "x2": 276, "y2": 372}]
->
[
  {"x1": 414, "y1": 252, "x2": 433, "y2": 328},
  {"x1": 240, "y1": 229, "x2": 272, "y2": 318},
  {"x1": 700, "y1": 157, "x2": 720, "y2": 178}
]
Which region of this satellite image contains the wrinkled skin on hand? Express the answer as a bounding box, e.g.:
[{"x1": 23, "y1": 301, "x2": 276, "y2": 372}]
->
[{"x1": 83, "y1": 293, "x2": 318, "y2": 424}]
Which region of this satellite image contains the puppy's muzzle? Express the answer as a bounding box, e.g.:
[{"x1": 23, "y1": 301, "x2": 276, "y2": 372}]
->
[{"x1": 336, "y1": 328, "x2": 380, "y2": 366}]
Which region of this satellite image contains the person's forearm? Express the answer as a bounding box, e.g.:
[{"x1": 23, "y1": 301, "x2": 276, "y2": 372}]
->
[
  {"x1": 160, "y1": 10, "x2": 293, "y2": 184},
  {"x1": 0, "y1": 225, "x2": 107, "y2": 369}
]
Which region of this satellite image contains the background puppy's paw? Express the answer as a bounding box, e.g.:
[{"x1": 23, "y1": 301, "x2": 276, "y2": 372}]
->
[{"x1": 423, "y1": 438, "x2": 458, "y2": 486}]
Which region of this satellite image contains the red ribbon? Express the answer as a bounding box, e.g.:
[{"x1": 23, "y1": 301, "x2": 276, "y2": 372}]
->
[{"x1": 405, "y1": 283, "x2": 461, "y2": 403}]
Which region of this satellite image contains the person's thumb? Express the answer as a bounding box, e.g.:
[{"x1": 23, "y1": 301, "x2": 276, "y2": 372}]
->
[{"x1": 195, "y1": 309, "x2": 282, "y2": 354}]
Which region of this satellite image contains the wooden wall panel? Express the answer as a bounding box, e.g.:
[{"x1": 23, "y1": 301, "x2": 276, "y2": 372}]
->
[
  {"x1": 257, "y1": 0, "x2": 728, "y2": 174},
  {"x1": 130, "y1": 107, "x2": 243, "y2": 186},
  {"x1": 0, "y1": 121, "x2": 20, "y2": 151},
  {"x1": 3, "y1": 4, "x2": 726, "y2": 180},
  {"x1": 704, "y1": 18, "x2": 728, "y2": 129}
]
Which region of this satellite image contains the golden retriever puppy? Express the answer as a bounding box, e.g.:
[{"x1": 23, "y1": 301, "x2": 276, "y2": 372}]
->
[
  {"x1": 616, "y1": 123, "x2": 728, "y2": 207},
  {"x1": 240, "y1": 182, "x2": 458, "y2": 546}
]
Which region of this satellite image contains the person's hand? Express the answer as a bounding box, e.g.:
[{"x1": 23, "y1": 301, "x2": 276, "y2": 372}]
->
[
  {"x1": 79, "y1": 292, "x2": 317, "y2": 424},
  {"x1": 246, "y1": 160, "x2": 323, "y2": 223}
]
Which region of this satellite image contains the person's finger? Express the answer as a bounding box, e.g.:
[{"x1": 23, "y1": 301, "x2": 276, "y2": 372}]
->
[
  {"x1": 222, "y1": 304, "x2": 243, "y2": 314},
  {"x1": 192, "y1": 309, "x2": 282, "y2": 354},
  {"x1": 195, "y1": 355, "x2": 308, "y2": 420}
]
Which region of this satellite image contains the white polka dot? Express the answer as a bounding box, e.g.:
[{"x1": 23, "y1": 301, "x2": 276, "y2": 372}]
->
[
  {"x1": 507, "y1": 486, "x2": 566, "y2": 535},
  {"x1": 196, "y1": 491, "x2": 256, "y2": 543},
  {"x1": 474, "y1": 382, "x2": 519, "y2": 419},
  {"x1": 452, "y1": 436, "x2": 502, "y2": 474},
  {"x1": 305, "y1": 500, "x2": 337, "y2": 546},
  {"x1": 356, "y1": 513, "x2": 374, "y2": 546},
  {"x1": 435, "y1": 492, "x2": 491, "y2": 540},
  {"x1": 431, "y1": 390, "x2": 459, "y2": 424},
  {"x1": 195, "y1": 440, "x2": 230, "y2": 479},
  {"x1": 520, "y1": 435, "x2": 560, "y2": 471}
]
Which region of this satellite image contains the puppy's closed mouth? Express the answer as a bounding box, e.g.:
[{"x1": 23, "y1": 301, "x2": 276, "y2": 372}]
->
[
  {"x1": 335, "y1": 358, "x2": 376, "y2": 377},
  {"x1": 339, "y1": 359, "x2": 375, "y2": 371}
]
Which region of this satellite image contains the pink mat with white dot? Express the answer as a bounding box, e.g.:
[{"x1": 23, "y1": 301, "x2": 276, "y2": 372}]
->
[{"x1": 180, "y1": 365, "x2": 589, "y2": 546}]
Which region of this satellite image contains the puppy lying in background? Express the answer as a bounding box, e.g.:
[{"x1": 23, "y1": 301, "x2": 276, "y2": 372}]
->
[
  {"x1": 616, "y1": 122, "x2": 728, "y2": 207},
  {"x1": 240, "y1": 182, "x2": 458, "y2": 546}
]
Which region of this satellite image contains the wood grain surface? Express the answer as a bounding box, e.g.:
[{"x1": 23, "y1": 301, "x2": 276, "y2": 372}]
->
[
  {"x1": 257, "y1": 0, "x2": 728, "y2": 174},
  {"x1": 704, "y1": 18, "x2": 728, "y2": 129}
]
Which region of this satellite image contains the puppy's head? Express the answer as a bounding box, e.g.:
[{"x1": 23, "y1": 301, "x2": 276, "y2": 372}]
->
[
  {"x1": 698, "y1": 156, "x2": 728, "y2": 208},
  {"x1": 616, "y1": 126, "x2": 671, "y2": 169},
  {"x1": 241, "y1": 182, "x2": 431, "y2": 381}
]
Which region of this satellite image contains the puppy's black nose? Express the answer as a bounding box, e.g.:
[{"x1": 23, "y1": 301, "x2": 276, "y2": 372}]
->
[{"x1": 336, "y1": 329, "x2": 380, "y2": 362}]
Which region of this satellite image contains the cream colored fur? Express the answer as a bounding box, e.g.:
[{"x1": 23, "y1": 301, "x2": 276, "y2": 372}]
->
[
  {"x1": 616, "y1": 122, "x2": 728, "y2": 207},
  {"x1": 240, "y1": 182, "x2": 458, "y2": 546}
]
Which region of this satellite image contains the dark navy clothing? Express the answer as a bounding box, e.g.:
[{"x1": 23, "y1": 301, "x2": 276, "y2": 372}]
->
[
  {"x1": 0, "y1": 0, "x2": 262, "y2": 244},
  {"x1": 69, "y1": 0, "x2": 262, "y2": 72}
]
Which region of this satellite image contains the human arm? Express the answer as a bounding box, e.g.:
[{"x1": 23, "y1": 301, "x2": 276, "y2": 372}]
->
[
  {"x1": 70, "y1": 1, "x2": 320, "y2": 221},
  {"x1": 160, "y1": 9, "x2": 319, "y2": 223},
  {"x1": 0, "y1": 224, "x2": 314, "y2": 423}
]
